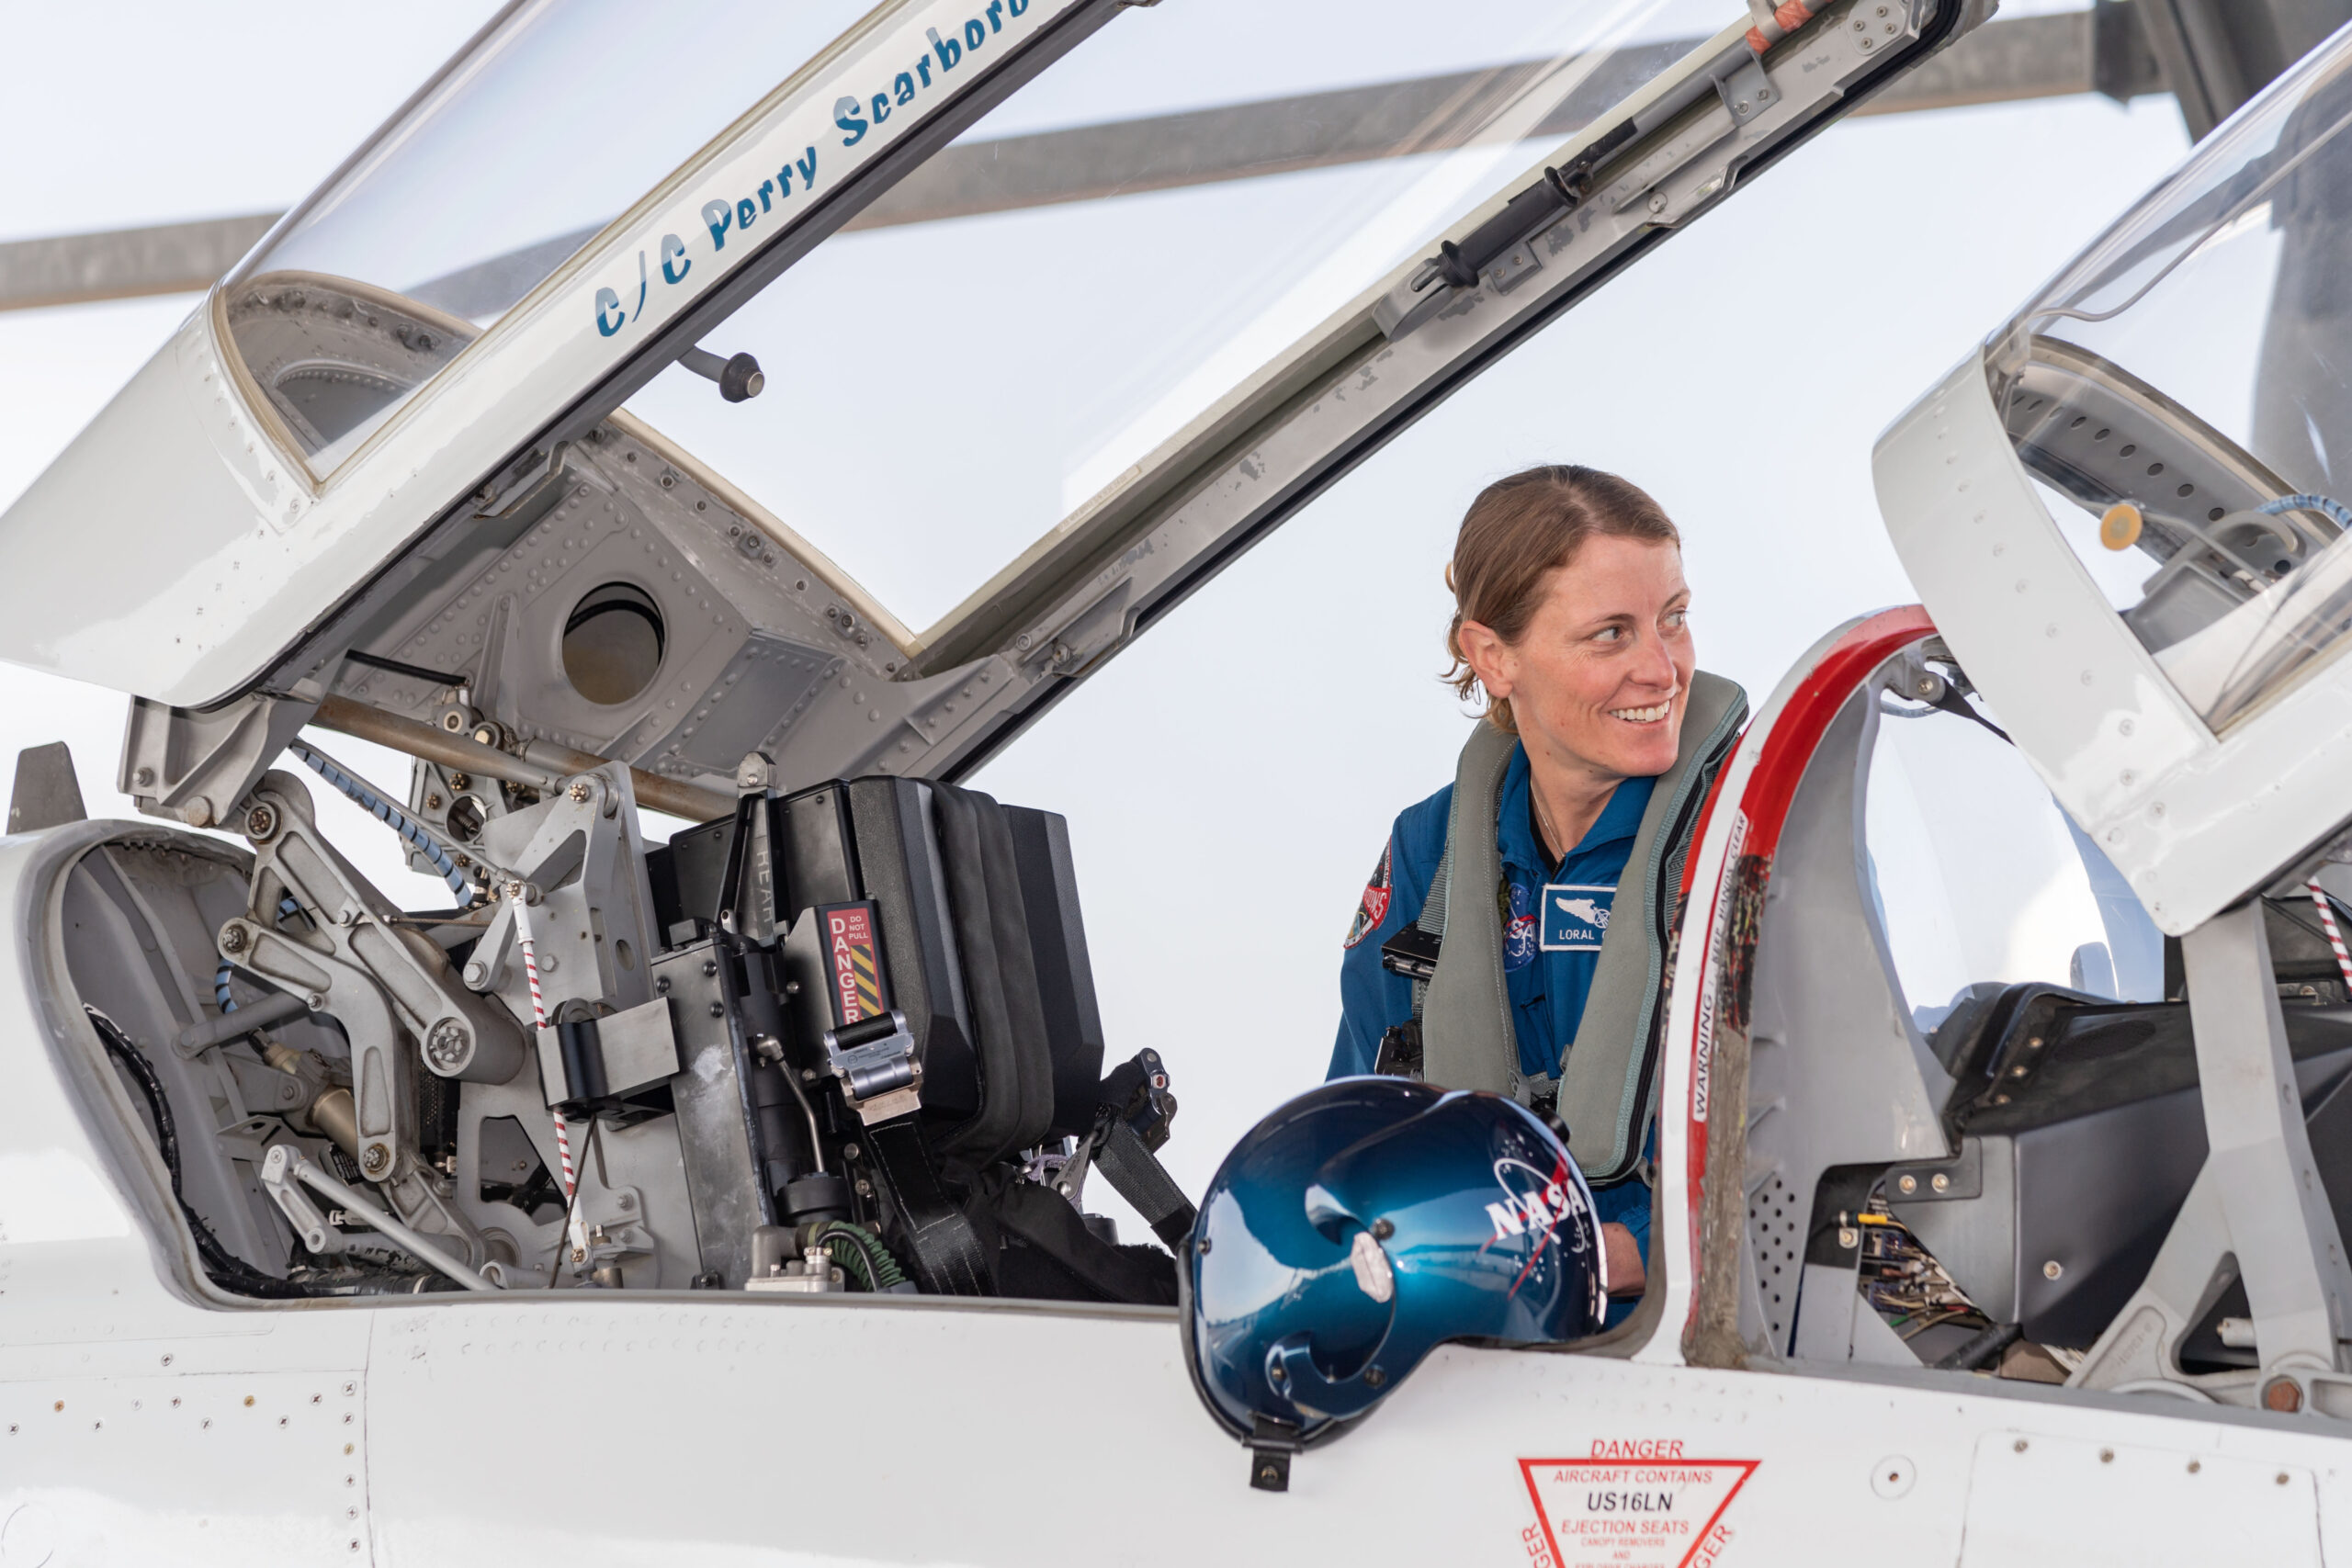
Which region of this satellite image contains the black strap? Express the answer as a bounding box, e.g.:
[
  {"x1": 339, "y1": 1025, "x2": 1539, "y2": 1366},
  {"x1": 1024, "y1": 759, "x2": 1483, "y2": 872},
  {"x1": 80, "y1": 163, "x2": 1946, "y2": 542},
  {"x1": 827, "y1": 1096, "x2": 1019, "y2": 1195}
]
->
[
  {"x1": 1094, "y1": 1119, "x2": 1197, "y2": 1247},
  {"x1": 865, "y1": 1121, "x2": 994, "y2": 1294}
]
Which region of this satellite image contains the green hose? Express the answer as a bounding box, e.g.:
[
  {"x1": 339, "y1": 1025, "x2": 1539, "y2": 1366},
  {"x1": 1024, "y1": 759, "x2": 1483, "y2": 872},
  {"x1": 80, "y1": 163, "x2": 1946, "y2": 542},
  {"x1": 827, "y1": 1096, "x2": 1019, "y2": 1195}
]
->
[{"x1": 799, "y1": 1220, "x2": 909, "y2": 1292}]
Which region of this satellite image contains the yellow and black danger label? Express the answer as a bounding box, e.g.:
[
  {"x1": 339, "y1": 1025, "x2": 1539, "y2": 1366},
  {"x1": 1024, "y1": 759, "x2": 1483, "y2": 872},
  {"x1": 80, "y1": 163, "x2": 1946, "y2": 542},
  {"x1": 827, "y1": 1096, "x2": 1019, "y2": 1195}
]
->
[{"x1": 820, "y1": 900, "x2": 890, "y2": 1027}]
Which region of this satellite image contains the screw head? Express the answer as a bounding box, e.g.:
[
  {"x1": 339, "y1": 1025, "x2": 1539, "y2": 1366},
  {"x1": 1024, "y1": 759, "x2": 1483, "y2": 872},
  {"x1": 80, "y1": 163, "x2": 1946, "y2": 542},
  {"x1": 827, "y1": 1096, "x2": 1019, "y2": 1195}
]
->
[
  {"x1": 132, "y1": 766, "x2": 156, "y2": 789},
  {"x1": 220, "y1": 922, "x2": 249, "y2": 954},
  {"x1": 568, "y1": 781, "x2": 590, "y2": 805},
  {"x1": 1897, "y1": 1174, "x2": 1917, "y2": 1195},
  {"x1": 243, "y1": 804, "x2": 278, "y2": 840},
  {"x1": 361, "y1": 1145, "x2": 391, "y2": 1177},
  {"x1": 1647, "y1": 190, "x2": 1668, "y2": 213},
  {"x1": 2042, "y1": 1259, "x2": 2064, "y2": 1280},
  {"x1": 1931, "y1": 1173, "x2": 1951, "y2": 1192}
]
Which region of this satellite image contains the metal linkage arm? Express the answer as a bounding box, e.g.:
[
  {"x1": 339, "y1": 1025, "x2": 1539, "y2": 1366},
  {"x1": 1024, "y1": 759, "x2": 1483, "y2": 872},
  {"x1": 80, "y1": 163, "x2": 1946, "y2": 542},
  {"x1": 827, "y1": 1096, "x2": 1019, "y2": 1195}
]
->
[{"x1": 261, "y1": 1145, "x2": 497, "y2": 1292}]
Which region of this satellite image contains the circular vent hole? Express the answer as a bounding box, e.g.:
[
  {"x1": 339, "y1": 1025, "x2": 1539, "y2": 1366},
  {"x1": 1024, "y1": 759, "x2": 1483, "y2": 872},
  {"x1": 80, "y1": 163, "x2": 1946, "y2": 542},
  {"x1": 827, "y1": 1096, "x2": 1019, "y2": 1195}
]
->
[{"x1": 563, "y1": 582, "x2": 664, "y2": 705}]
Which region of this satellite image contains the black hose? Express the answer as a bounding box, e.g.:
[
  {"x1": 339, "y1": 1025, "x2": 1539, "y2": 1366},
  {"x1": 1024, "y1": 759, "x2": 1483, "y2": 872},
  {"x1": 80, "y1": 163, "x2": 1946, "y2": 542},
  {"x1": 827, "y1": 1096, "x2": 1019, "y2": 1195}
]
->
[
  {"x1": 86, "y1": 1008, "x2": 311, "y2": 1301},
  {"x1": 1933, "y1": 1320, "x2": 2022, "y2": 1372}
]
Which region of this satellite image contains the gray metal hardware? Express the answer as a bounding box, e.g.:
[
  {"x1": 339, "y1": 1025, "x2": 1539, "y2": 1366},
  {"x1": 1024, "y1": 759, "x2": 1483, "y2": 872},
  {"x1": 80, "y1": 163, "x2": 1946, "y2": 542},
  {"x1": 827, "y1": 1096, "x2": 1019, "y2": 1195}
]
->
[
  {"x1": 120, "y1": 689, "x2": 319, "y2": 829},
  {"x1": 820, "y1": 1008, "x2": 922, "y2": 1123},
  {"x1": 262, "y1": 1144, "x2": 497, "y2": 1292},
  {"x1": 534, "y1": 993, "x2": 683, "y2": 1111},
  {"x1": 1887, "y1": 1139, "x2": 1984, "y2": 1202},
  {"x1": 8, "y1": 740, "x2": 85, "y2": 832},
  {"x1": 465, "y1": 764, "x2": 662, "y2": 1027},
  {"x1": 224, "y1": 770, "x2": 520, "y2": 1264},
  {"x1": 655, "y1": 941, "x2": 765, "y2": 1289},
  {"x1": 2074, "y1": 900, "x2": 2352, "y2": 1402}
]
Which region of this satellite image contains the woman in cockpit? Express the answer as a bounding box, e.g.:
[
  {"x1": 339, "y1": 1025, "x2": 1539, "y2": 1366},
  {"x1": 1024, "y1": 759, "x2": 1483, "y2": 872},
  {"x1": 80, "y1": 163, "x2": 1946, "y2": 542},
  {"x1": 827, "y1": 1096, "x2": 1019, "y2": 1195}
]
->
[{"x1": 1329, "y1": 465, "x2": 1746, "y2": 1314}]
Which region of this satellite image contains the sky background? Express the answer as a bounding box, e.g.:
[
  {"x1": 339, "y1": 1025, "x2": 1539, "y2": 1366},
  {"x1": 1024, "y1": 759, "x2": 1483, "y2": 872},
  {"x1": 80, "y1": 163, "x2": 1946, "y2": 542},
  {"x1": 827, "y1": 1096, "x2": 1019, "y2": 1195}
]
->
[{"x1": 0, "y1": 3, "x2": 2194, "y2": 1217}]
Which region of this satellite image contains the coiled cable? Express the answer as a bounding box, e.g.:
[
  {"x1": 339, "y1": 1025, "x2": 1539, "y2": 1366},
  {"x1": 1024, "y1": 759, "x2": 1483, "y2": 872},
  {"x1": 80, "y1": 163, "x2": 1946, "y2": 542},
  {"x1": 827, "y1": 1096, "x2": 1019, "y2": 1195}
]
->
[
  {"x1": 801, "y1": 1219, "x2": 911, "y2": 1292},
  {"x1": 214, "y1": 897, "x2": 304, "y2": 1014},
  {"x1": 285, "y1": 739, "x2": 474, "y2": 898},
  {"x1": 2259, "y1": 492, "x2": 2352, "y2": 534}
]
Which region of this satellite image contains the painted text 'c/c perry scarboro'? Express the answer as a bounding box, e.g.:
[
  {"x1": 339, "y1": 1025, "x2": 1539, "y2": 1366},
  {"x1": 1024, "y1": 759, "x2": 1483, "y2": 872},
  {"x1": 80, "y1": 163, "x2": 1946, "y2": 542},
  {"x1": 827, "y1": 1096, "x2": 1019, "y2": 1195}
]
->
[{"x1": 593, "y1": 0, "x2": 1032, "y2": 338}]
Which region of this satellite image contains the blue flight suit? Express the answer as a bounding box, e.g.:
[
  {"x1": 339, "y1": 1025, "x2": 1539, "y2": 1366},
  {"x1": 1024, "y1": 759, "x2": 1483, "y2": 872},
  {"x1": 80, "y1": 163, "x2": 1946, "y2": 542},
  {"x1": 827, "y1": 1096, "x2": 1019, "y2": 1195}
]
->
[{"x1": 1332, "y1": 741, "x2": 1657, "y2": 1309}]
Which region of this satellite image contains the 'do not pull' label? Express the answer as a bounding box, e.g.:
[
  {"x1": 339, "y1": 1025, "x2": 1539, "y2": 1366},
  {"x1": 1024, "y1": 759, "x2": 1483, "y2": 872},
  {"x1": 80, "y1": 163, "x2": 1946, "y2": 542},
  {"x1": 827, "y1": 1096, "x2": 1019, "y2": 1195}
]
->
[{"x1": 1519, "y1": 1442, "x2": 1757, "y2": 1568}]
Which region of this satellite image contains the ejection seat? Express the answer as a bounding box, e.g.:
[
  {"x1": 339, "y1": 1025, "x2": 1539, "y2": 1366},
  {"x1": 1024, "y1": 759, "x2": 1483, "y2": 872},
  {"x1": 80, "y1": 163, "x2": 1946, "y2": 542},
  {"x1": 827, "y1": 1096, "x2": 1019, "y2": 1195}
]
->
[{"x1": 646, "y1": 773, "x2": 1190, "y2": 1304}]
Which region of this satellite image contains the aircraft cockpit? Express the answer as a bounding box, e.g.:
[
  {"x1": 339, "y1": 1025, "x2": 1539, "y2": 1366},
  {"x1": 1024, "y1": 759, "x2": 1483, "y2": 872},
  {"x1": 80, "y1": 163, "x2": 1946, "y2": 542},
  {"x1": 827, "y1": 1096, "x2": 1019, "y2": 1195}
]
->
[{"x1": 0, "y1": 0, "x2": 1982, "y2": 1320}]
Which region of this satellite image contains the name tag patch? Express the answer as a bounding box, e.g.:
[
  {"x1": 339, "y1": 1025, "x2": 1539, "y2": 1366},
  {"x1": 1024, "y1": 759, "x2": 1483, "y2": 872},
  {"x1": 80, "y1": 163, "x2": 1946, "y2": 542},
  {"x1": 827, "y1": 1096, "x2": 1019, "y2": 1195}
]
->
[{"x1": 1542, "y1": 884, "x2": 1616, "y2": 951}]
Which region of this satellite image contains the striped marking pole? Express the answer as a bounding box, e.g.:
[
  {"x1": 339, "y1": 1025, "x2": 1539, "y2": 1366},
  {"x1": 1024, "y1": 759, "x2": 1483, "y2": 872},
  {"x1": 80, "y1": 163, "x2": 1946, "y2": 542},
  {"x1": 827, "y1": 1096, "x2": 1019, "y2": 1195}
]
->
[
  {"x1": 2311, "y1": 879, "x2": 2352, "y2": 998},
  {"x1": 512, "y1": 895, "x2": 576, "y2": 1201}
]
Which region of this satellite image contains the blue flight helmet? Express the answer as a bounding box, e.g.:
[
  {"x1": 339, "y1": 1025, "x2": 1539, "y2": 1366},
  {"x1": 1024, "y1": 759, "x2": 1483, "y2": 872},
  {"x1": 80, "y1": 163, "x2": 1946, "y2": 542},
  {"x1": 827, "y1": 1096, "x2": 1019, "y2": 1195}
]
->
[{"x1": 1181, "y1": 1078, "x2": 1607, "y2": 1479}]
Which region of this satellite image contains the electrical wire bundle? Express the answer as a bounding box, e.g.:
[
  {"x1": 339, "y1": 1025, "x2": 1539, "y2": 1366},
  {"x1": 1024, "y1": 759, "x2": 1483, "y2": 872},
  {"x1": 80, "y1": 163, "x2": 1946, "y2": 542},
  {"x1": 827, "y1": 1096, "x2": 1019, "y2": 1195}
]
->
[{"x1": 1858, "y1": 1200, "x2": 1989, "y2": 1343}]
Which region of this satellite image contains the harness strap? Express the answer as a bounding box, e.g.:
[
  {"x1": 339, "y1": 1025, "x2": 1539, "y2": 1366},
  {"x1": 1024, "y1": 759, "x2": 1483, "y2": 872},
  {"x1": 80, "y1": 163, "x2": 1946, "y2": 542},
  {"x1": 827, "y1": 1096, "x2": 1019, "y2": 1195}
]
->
[
  {"x1": 1556, "y1": 671, "x2": 1747, "y2": 1181},
  {"x1": 1410, "y1": 675, "x2": 1749, "y2": 1150},
  {"x1": 1407, "y1": 825, "x2": 1454, "y2": 1022},
  {"x1": 1418, "y1": 721, "x2": 1522, "y2": 1099},
  {"x1": 1094, "y1": 1120, "x2": 1197, "y2": 1247}
]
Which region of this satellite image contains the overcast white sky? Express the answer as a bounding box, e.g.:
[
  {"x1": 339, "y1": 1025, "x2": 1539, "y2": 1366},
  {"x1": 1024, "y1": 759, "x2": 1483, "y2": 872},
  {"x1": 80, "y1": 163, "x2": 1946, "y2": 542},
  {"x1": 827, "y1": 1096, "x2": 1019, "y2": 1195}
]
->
[{"x1": 0, "y1": 4, "x2": 2192, "y2": 1204}]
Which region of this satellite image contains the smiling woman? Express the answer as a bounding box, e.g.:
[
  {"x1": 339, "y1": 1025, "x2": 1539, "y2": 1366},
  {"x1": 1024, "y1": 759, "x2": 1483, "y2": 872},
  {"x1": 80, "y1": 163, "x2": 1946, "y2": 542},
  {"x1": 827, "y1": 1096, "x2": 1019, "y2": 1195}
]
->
[{"x1": 1330, "y1": 464, "x2": 1747, "y2": 1322}]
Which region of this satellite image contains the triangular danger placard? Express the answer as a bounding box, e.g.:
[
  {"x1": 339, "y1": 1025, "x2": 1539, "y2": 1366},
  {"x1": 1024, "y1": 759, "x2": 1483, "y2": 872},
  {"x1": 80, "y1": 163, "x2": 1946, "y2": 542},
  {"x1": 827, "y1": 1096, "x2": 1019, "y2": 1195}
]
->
[{"x1": 1519, "y1": 1449, "x2": 1758, "y2": 1568}]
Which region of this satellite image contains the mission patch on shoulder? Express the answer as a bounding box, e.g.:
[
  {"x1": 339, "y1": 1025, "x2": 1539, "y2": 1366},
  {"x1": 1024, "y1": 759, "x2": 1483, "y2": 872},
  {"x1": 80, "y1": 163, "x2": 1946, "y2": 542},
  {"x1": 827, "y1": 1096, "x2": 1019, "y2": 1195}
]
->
[{"x1": 1344, "y1": 838, "x2": 1394, "y2": 949}]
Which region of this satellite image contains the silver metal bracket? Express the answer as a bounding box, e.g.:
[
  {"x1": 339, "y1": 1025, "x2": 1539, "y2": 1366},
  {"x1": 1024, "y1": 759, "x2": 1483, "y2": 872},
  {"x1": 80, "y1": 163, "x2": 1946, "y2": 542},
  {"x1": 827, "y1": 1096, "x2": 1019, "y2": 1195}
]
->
[
  {"x1": 820, "y1": 1008, "x2": 922, "y2": 1125},
  {"x1": 2073, "y1": 900, "x2": 2352, "y2": 1408},
  {"x1": 120, "y1": 688, "x2": 318, "y2": 829}
]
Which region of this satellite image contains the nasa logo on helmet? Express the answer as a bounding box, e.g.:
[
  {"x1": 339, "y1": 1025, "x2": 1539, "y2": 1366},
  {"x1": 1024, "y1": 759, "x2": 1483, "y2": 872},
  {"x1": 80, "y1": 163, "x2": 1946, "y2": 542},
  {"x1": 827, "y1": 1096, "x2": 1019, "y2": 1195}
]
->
[{"x1": 1179, "y1": 1078, "x2": 1608, "y2": 1490}]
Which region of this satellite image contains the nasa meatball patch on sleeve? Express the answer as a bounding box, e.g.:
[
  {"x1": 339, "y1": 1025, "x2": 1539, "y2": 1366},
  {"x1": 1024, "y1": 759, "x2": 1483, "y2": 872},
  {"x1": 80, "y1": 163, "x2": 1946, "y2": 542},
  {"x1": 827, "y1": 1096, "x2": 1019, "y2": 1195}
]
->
[
  {"x1": 1344, "y1": 839, "x2": 1395, "y2": 949},
  {"x1": 1542, "y1": 883, "x2": 1616, "y2": 952}
]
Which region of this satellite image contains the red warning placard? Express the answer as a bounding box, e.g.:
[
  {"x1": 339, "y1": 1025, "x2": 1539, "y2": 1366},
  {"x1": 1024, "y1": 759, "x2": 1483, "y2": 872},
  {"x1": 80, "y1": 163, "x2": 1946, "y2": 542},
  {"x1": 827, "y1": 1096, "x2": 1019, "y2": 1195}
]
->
[
  {"x1": 821, "y1": 900, "x2": 887, "y2": 1026},
  {"x1": 1519, "y1": 1444, "x2": 1757, "y2": 1568}
]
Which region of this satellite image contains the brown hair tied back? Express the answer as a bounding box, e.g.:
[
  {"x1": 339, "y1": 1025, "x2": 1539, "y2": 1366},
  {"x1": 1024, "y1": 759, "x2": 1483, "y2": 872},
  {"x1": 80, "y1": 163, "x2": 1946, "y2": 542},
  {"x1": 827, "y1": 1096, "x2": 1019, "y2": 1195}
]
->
[{"x1": 1443, "y1": 465, "x2": 1679, "y2": 734}]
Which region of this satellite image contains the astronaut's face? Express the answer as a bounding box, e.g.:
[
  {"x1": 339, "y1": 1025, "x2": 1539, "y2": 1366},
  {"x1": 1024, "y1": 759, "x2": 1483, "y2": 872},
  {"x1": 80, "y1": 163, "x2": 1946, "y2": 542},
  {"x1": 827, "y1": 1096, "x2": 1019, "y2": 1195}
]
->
[{"x1": 1470, "y1": 536, "x2": 1693, "y2": 786}]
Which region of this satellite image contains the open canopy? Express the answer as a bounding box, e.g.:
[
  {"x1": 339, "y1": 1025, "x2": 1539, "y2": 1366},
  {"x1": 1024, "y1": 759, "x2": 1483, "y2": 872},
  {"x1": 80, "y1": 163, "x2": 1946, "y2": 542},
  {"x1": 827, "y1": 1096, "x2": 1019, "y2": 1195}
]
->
[{"x1": 0, "y1": 0, "x2": 1973, "y2": 802}]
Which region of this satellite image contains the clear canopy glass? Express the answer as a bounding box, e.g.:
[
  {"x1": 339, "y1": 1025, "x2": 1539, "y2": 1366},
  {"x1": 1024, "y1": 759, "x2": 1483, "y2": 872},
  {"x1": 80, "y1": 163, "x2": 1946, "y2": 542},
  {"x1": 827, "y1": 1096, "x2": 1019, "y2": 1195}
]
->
[
  {"x1": 1865, "y1": 692, "x2": 2166, "y2": 1038},
  {"x1": 1987, "y1": 28, "x2": 2352, "y2": 733},
  {"x1": 218, "y1": 0, "x2": 1791, "y2": 625},
  {"x1": 221, "y1": 0, "x2": 877, "y2": 471},
  {"x1": 620, "y1": 0, "x2": 1755, "y2": 637}
]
